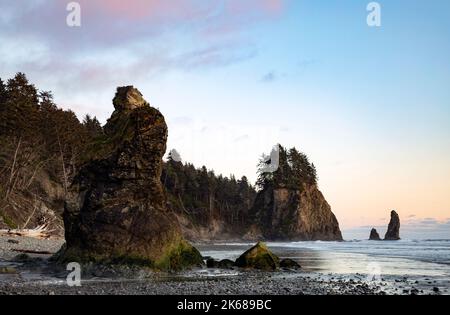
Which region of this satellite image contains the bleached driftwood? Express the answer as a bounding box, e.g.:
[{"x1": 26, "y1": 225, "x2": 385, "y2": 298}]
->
[{"x1": 0, "y1": 224, "x2": 53, "y2": 239}]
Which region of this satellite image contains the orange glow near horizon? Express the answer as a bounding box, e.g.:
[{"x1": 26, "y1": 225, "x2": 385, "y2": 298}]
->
[{"x1": 321, "y1": 154, "x2": 450, "y2": 230}]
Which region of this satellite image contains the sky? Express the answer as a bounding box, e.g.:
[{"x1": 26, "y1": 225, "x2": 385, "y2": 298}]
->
[{"x1": 1, "y1": 0, "x2": 449, "y2": 236}]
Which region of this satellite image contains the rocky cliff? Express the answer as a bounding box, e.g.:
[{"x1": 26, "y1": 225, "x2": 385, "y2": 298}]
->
[
  {"x1": 250, "y1": 184, "x2": 343, "y2": 241},
  {"x1": 61, "y1": 86, "x2": 203, "y2": 270}
]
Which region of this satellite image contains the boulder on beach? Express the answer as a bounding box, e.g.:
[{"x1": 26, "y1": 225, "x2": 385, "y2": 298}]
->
[
  {"x1": 60, "y1": 86, "x2": 203, "y2": 270},
  {"x1": 206, "y1": 258, "x2": 219, "y2": 268},
  {"x1": 234, "y1": 242, "x2": 280, "y2": 271},
  {"x1": 384, "y1": 210, "x2": 401, "y2": 240},
  {"x1": 280, "y1": 258, "x2": 301, "y2": 269},
  {"x1": 369, "y1": 228, "x2": 381, "y2": 240},
  {"x1": 206, "y1": 258, "x2": 237, "y2": 269}
]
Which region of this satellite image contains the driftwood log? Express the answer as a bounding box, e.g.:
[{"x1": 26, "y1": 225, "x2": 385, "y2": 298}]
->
[{"x1": 0, "y1": 224, "x2": 53, "y2": 239}]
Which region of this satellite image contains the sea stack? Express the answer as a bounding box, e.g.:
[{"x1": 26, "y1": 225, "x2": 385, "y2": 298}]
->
[
  {"x1": 252, "y1": 183, "x2": 343, "y2": 241},
  {"x1": 369, "y1": 228, "x2": 381, "y2": 240},
  {"x1": 384, "y1": 210, "x2": 401, "y2": 240},
  {"x1": 248, "y1": 146, "x2": 342, "y2": 241},
  {"x1": 61, "y1": 86, "x2": 203, "y2": 270}
]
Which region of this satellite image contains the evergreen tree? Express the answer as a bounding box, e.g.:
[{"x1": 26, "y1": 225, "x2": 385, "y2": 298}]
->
[
  {"x1": 0, "y1": 78, "x2": 7, "y2": 106},
  {"x1": 256, "y1": 153, "x2": 271, "y2": 189},
  {"x1": 198, "y1": 166, "x2": 210, "y2": 201},
  {"x1": 310, "y1": 163, "x2": 318, "y2": 185},
  {"x1": 82, "y1": 114, "x2": 103, "y2": 138},
  {"x1": 256, "y1": 145, "x2": 318, "y2": 191},
  {"x1": 272, "y1": 145, "x2": 291, "y2": 188},
  {"x1": 161, "y1": 159, "x2": 256, "y2": 229},
  {"x1": 1, "y1": 73, "x2": 39, "y2": 139}
]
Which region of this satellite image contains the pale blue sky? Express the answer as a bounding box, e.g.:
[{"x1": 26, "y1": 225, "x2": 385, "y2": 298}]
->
[{"x1": 0, "y1": 0, "x2": 449, "y2": 231}]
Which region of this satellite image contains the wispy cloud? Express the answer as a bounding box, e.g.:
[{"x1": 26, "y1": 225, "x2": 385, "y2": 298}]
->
[
  {"x1": 0, "y1": 0, "x2": 286, "y2": 109},
  {"x1": 0, "y1": 0, "x2": 285, "y2": 50}
]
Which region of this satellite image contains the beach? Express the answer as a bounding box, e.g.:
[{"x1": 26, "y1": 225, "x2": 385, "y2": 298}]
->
[{"x1": 0, "y1": 236, "x2": 448, "y2": 295}]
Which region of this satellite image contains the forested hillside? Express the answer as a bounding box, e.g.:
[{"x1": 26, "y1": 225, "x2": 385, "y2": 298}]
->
[{"x1": 0, "y1": 73, "x2": 101, "y2": 231}]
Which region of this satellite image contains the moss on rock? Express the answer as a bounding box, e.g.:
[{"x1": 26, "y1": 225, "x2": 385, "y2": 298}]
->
[
  {"x1": 160, "y1": 239, "x2": 204, "y2": 271},
  {"x1": 235, "y1": 242, "x2": 280, "y2": 271},
  {"x1": 57, "y1": 238, "x2": 203, "y2": 271}
]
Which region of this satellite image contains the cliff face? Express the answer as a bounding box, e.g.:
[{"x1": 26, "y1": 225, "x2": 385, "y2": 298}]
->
[
  {"x1": 251, "y1": 184, "x2": 343, "y2": 241},
  {"x1": 174, "y1": 212, "x2": 228, "y2": 241},
  {"x1": 61, "y1": 86, "x2": 203, "y2": 270},
  {"x1": 0, "y1": 169, "x2": 65, "y2": 233}
]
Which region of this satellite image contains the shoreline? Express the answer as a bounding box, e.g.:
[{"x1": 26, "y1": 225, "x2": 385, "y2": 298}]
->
[{"x1": 0, "y1": 236, "x2": 446, "y2": 295}]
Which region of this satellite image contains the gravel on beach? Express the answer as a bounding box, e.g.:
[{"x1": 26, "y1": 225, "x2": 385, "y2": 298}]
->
[
  {"x1": 0, "y1": 235, "x2": 64, "y2": 261},
  {"x1": 1, "y1": 273, "x2": 386, "y2": 295}
]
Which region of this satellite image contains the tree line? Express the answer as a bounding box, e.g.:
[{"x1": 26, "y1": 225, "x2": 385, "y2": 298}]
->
[
  {"x1": 162, "y1": 151, "x2": 256, "y2": 228},
  {"x1": 162, "y1": 144, "x2": 319, "y2": 230}
]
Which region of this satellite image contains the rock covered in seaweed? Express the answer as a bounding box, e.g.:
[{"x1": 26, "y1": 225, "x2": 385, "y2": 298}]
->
[{"x1": 61, "y1": 86, "x2": 203, "y2": 270}]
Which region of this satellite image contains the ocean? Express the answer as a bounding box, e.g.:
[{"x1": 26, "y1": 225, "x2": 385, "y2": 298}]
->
[{"x1": 196, "y1": 239, "x2": 450, "y2": 287}]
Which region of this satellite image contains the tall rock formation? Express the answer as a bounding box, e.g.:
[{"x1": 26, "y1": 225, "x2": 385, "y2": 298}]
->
[
  {"x1": 384, "y1": 210, "x2": 400, "y2": 240},
  {"x1": 369, "y1": 228, "x2": 381, "y2": 240},
  {"x1": 250, "y1": 145, "x2": 343, "y2": 241},
  {"x1": 61, "y1": 86, "x2": 203, "y2": 270},
  {"x1": 252, "y1": 184, "x2": 343, "y2": 241}
]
